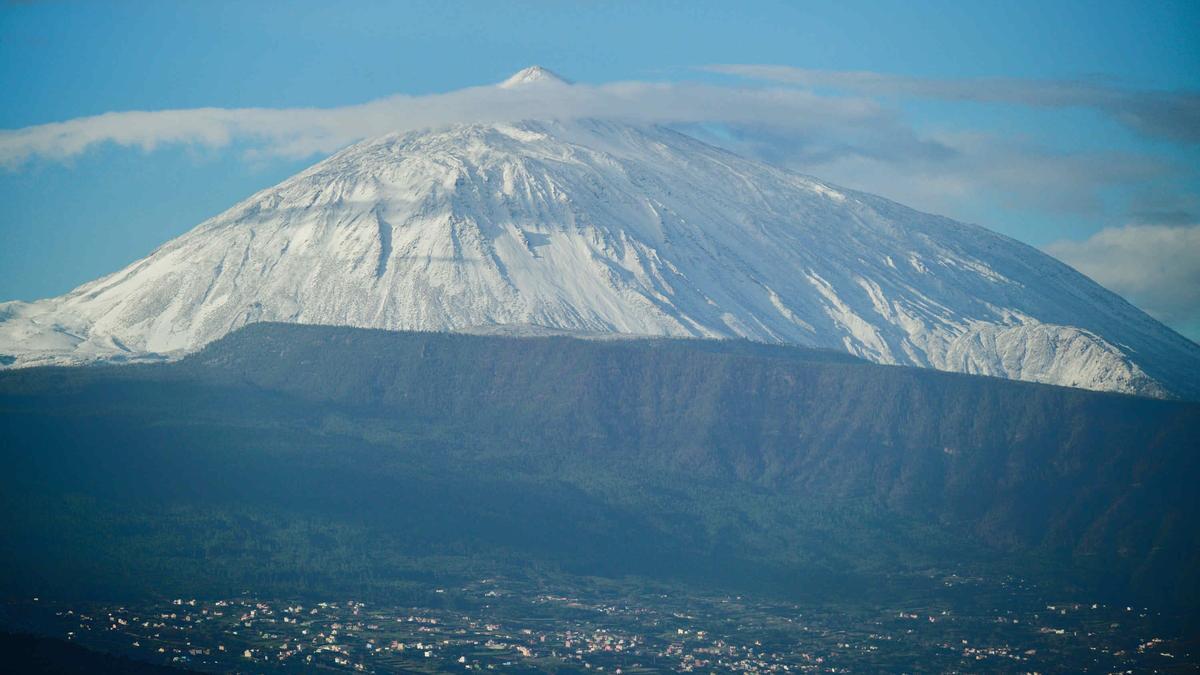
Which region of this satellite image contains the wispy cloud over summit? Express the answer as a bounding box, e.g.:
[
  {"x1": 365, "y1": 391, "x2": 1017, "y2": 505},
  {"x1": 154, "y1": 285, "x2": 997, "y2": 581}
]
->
[
  {"x1": 705, "y1": 65, "x2": 1200, "y2": 143},
  {"x1": 0, "y1": 77, "x2": 894, "y2": 168},
  {"x1": 3, "y1": 68, "x2": 1193, "y2": 238}
]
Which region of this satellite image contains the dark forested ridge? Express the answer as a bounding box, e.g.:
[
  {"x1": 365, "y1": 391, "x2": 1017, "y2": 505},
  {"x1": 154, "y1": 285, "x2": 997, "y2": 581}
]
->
[
  {"x1": 0, "y1": 632, "x2": 187, "y2": 674},
  {"x1": 1, "y1": 323, "x2": 1196, "y2": 615}
]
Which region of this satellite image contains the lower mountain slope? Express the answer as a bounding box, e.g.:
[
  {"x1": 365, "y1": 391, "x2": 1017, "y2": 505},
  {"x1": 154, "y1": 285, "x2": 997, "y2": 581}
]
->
[{"x1": 0, "y1": 323, "x2": 1196, "y2": 614}]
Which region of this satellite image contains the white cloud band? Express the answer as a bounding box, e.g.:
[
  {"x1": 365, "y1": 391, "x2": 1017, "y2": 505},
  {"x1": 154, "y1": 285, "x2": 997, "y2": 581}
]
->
[
  {"x1": 1045, "y1": 224, "x2": 1200, "y2": 340},
  {"x1": 705, "y1": 64, "x2": 1200, "y2": 143},
  {"x1": 0, "y1": 79, "x2": 893, "y2": 168}
]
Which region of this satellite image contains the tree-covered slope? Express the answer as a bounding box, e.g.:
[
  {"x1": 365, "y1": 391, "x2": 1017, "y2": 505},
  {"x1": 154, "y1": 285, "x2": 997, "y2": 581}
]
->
[{"x1": 0, "y1": 323, "x2": 1196, "y2": 612}]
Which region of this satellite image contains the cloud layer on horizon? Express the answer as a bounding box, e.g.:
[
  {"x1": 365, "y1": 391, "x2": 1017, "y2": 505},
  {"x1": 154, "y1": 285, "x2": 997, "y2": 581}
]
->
[
  {"x1": 0, "y1": 79, "x2": 896, "y2": 167},
  {"x1": 704, "y1": 64, "x2": 1200, "y2": 144}
]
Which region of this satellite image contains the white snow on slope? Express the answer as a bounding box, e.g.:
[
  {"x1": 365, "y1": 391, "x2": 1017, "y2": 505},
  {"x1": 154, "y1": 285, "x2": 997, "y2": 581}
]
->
[{"x1": 1, "y1": 116, "x2": 1197, "y2": 398}]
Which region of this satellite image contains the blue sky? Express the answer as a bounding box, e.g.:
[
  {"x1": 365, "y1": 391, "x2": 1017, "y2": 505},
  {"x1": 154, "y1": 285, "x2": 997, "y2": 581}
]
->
[{"x1": 2, "y1": 0, "x2": 1198, "y2": 337}]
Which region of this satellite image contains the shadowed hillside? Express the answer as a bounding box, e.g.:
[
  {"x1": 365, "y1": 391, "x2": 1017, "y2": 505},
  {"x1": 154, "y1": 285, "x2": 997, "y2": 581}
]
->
[{"x1": 1, "y1": 323, "x2": 1196, "y2": 613}]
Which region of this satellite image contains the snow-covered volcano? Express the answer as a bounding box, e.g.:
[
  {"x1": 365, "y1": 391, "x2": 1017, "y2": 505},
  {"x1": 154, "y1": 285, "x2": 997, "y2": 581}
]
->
[{"x1": 2, "y1": 112, "x2": 1198, "y2": 398}]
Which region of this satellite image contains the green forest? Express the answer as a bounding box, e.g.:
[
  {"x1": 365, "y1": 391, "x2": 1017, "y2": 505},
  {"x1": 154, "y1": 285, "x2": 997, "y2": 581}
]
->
[{"x1": 1, "y1": 324, "x2": 1196, "y2": 615}]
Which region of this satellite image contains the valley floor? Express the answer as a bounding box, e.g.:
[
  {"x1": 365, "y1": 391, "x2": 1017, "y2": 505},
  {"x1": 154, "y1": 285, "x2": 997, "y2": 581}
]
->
[{"x1": 2, "y1": 572, "x2": 1194, "y2": 674}]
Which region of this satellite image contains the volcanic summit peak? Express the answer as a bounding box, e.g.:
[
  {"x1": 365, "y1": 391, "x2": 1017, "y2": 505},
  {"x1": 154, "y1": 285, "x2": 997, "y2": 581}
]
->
[{"x1": 499, "y1": 65, "x2": 571, "y2": 89}]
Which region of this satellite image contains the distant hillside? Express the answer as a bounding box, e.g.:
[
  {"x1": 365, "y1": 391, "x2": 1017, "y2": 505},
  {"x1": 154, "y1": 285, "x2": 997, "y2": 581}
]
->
[{"x1": 1, "y1": 323, "x2": 1196, "y2": 612}]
